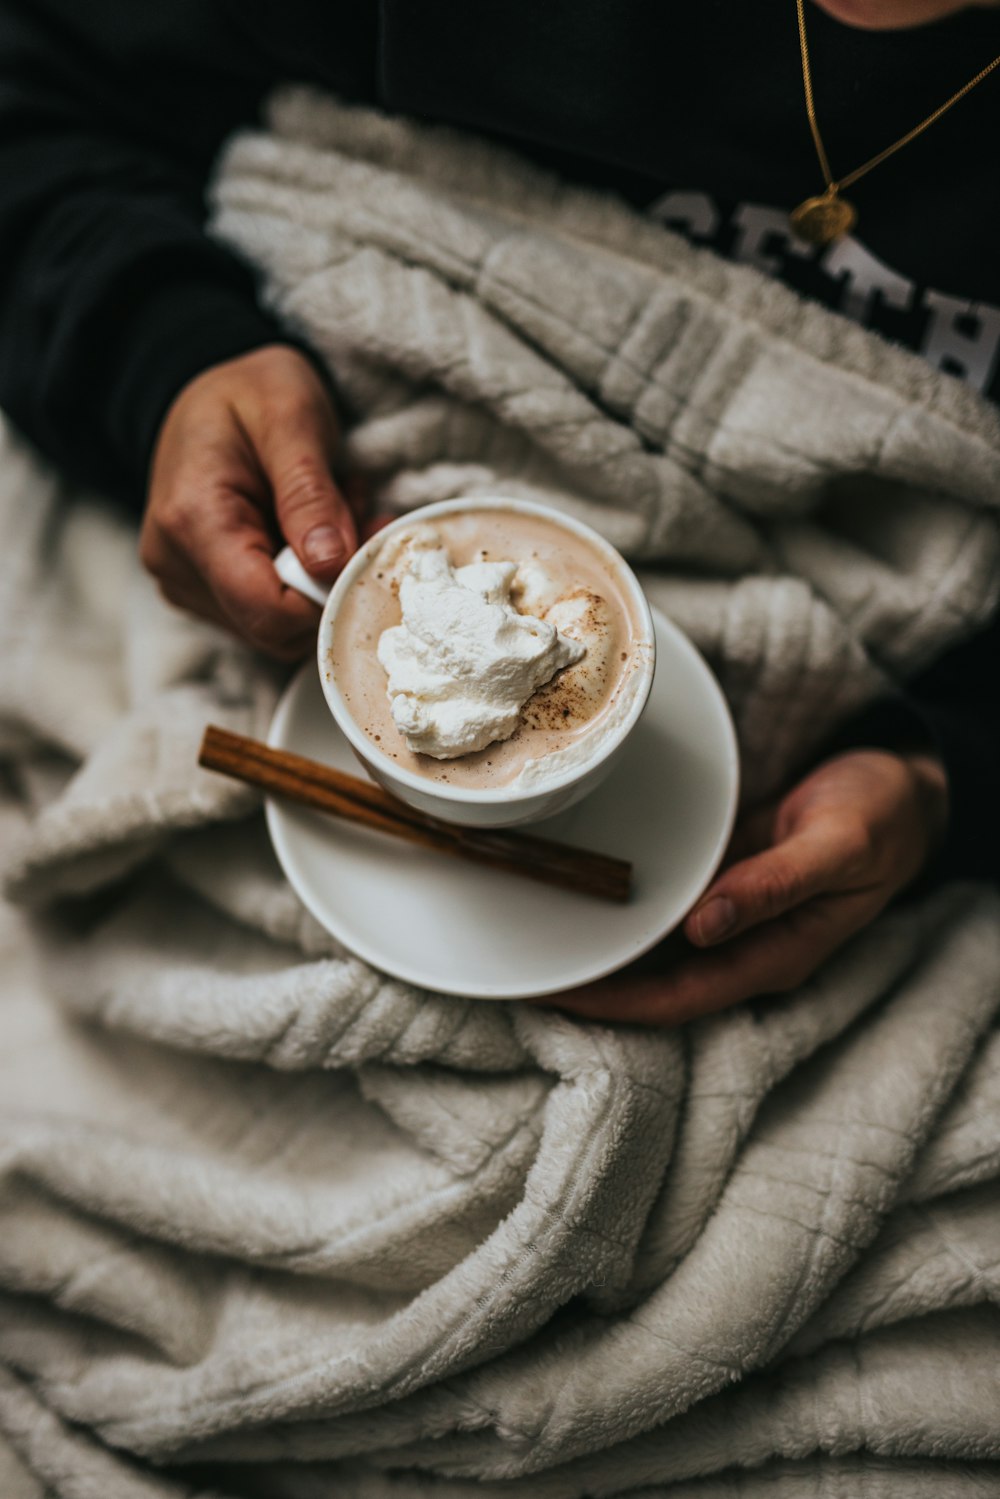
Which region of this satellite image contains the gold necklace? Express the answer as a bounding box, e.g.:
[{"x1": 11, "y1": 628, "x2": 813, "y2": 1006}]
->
[{"x1": 791, "y1": 0, "x2": 1000, "y2": 245}]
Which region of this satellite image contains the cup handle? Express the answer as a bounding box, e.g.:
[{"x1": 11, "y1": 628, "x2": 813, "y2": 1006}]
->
[{"x1": 273, "y1": 545, "x2": 331, "y2": 607}]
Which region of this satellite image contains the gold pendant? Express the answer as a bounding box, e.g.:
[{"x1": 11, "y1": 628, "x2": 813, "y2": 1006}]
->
[{"x1": 789, "y1": 191, "x2": 857, "y2": 246}]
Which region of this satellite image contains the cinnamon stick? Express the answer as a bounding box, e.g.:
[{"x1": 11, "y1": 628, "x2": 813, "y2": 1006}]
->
[{"x1": 199, "y1": 724, "x2": 632, "y2": 902}]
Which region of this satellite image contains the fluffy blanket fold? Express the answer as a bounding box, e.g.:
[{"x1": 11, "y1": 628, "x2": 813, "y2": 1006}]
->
[{"x1": 1, "y1": 90, "x2": 999, "y2": 1497}]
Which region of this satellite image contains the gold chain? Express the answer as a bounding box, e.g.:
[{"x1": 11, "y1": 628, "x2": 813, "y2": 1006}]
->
[{"x1": 791, "y1": 0, "x2": 1000, "y2": 244}]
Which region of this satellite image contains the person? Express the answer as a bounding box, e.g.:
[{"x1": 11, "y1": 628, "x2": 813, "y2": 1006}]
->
[{"x1": 1, "y1": 0, "x2": 997, "y2": 1024}]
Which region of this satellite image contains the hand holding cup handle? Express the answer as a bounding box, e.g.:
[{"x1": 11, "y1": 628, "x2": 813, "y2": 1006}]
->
[
  {"x1": 139, "y1": 345, "x2": 357, "y2": 662},
  {"x1": 274, "y1": 545, "x2": 332, "y2": 607},
  {"x1": 275, "y1": 489, "x2": 393, "y2": 604}
]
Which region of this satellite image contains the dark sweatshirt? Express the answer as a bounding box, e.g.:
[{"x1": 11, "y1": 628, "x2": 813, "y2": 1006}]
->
[{"x1": 0, "y1": 0, "x2": 997, "y2": 875}]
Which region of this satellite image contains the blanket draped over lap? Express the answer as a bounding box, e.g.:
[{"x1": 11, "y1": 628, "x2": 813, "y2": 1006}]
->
[{"x1": 1, "y1": 90, "x2": 999, "y2": 1498}]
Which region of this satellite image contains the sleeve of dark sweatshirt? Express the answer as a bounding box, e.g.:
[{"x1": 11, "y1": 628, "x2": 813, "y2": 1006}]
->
[
  {"x1": 822, "y1": 605, "x2": 1000, "y2": 884},
  {"x1": 0, "y1": 0, "x2": 294, "y2": 509},
  {"x1": 917, "y1": 609, "x2": 1000, "y2": 883}
]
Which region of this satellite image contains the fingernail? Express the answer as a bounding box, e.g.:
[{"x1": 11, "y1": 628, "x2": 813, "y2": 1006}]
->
[
  {"x1": 694, "y1": 896, "x2": 737, "y2": 945},
  {"x1": 302, "y1": 525, "x2": 344, "y2": 568}
]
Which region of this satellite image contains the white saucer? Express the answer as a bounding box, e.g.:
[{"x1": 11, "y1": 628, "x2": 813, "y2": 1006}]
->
[{"x1": 266, "y1": 608, "x2": 739, "y2": 999}]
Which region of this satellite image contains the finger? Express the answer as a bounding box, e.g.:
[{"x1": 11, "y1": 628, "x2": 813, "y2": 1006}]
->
[
  {"x1": 211, "y1": 534, "x2": 321, "y2": 660},
  {"x1": 256, "y1": 396, "x2": 357, "y2": 582},
  {"x1": 170, "y1": 552, "x2": 316, "y2": 660},
  {"x1": 684, "y1": 815, "x2": 870, "y2": 948},
  {"x1": 148, "y1": 429, "x2": 326, "y2": 658},
  {"x1": 545, "y1": 891, "x2": 875, "y2": 1027},
  {"x1": 155, "y1": 570, "x2": 231, "y2": 633},
  {"x1": 178, "y1": 487, "x2": 324, "y2": 658},
  {"x1": 140, "y1": 516, "x2": 233, "y2": 628},
  {"x1": 157, "y1": 568, "x2": 226, "y2": 629}
]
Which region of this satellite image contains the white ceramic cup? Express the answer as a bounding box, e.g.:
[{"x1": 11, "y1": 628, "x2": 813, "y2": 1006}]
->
[{"x1": 276, "y1": 497, "x2": 656, "y2": 828}]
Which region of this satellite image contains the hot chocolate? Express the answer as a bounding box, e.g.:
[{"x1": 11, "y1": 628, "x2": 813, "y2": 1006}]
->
[{"x1": 327, "y1": 507, "x2": 649, "y2": 791}]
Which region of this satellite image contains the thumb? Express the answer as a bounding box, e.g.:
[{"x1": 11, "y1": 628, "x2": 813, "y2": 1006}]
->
[
  {"x1": 685, "y1": 825, "x2": 845, "y2": 947},
  {"x1": 260, "y1": 400, "x2": 358, "y2": 583}
]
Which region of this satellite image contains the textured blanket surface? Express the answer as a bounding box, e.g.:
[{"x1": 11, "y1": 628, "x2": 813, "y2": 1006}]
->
[{"x1": 1, "y1": 90, "x2": 999, "y2": 1496}]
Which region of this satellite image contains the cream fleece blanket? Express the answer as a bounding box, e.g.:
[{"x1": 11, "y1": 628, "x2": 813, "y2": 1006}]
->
[{"x1": 1, "y1": 90, "x2": 999, "y2": 1497}]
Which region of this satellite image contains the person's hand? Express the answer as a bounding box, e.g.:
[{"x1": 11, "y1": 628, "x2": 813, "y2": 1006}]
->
[
  {"x1": 541, "y1": 749, "x2": 949, "y2": 1027},
  {"x1": 140, "y1": 344, "x2": 358, "y2": 659}
]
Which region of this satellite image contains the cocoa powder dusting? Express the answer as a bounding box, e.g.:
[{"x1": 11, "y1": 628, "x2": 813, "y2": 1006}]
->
[{"x1": 521, "y1": 589, "x2": 608, "y2": 733}]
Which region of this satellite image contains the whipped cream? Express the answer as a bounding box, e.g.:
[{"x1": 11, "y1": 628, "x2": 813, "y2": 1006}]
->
[{"x1": 377, "y1": 537, "x2": 585, "y2": 759}]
